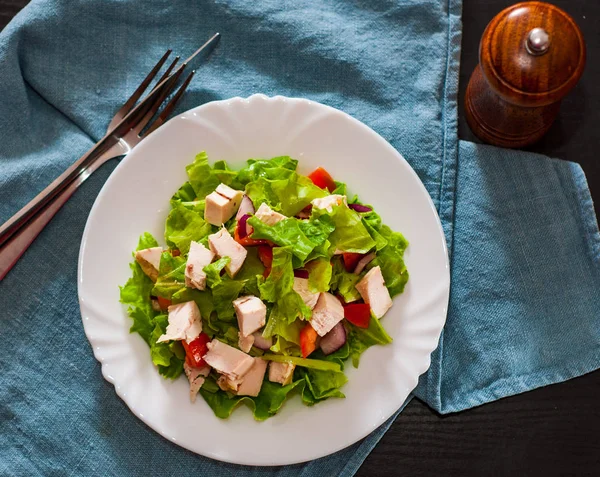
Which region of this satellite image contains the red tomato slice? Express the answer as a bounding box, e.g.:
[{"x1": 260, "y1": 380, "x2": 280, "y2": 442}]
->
[
  {"x1": 257, "y1": 245, "x2": 273, "y2": 268},
  {"x1": 308, "y1": 167, "x2": 337, "y2": 193},
  {"x1": 157, "y1": 296, "x2": 172, "y2": 311},
  {"x1": 182, "y1": 332, "x2": 211, "y2": 368},
  {"x1": 342, "y1": 253, "x2": 363, "y2": 272},
  {"x1": 344, "y1": 303, "x2": 371, "y2": 328},
  {"x1": 263, "y1": 267, "x2": 271, "y2": 279},
  {"x1": 300, "y1": 323, "x2": 318, "y2": 358}
]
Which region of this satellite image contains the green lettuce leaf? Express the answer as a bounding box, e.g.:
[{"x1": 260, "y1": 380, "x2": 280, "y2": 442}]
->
[
  {"x1": 234, "y1": 247, "x2": 265, "y2": 296},
  {"x1": 258, "y1": 247, "x2": 306, "y2": 309},
  {"x1": 186, "y1": 151, "x2": 238, "y2": 197},
  {"x1": 248, "y1": 216, "x2": 334, "y2": 264},
  {"x1": 259, "y1": 247, "x2": 311, "y2": 339},
  {"x1": 370, "y1": 225, "x2": 409, "y2": 297},
  {"x1": 165, "y1": 202, "x2": 212, "y2": 254},
  {"x1": 236, "y1": 156, "x2": 298, "y2": 185},
  {"x1": 360, "y1": 210, "x2": 388, "y2": 251},
  {"x1": 203, "y1": 256, "x2": 231, "y2": 288},
  {"x1": 212, "y1": 279, "x2": 246, "y2": 320},
  {"x1": 240, "y1": 158, "x2": 326, "y2": 216},
  {"x1": 270, "y1": 173, "x2": 328, "y2": 216},
  {"x1": 332, "y1": 181, "x2": 347, "y2": 196},
  {"x1": 299, "y1": 369, "x2": 348, "y2": 406},
  {"x1": 313, "y1": 204, "x2": 376, "y2": 254},
  {"x1": 269, "y1": 335, "x2": 302, "y2": 356},
  {"x1": 149, "y1": 314, "x2": 185, "y2": 379},
  {"x1": 329, "y1": 258, "x2": 362, "y2": 303},
  {"x1": 264, "y1": 317, "x2": 304, "y2": 347},
  {"x1": 171, "y1": 181, "x2": 197, "y2": 204},
  {"x1": 347, "y1": 318, "x2": 393, "y2": 367},
  {"x1": 119, "y1": 233, "x2": 159, "y2": 344},
  {"x1": 199, "y1": 374, "x2": 304, "y2": 420},
  {"x1": 306, "y1": 258, "x2": 332, "y2": 292},
  {"x1": 137, "y1": 232, "x2": 159, "y2": 250},
  {"x1": 151, "y1": 252, "x2": 186, "y2": 299}
]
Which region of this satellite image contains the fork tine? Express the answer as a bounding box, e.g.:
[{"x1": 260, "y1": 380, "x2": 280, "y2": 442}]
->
[
  {"x1": 108, "y1": 49, "x2": 172, "y2": 130},
  {"x1": 131, "y1": 69, "x2": 184, "y2": 135},
  {"x1": 152, "y1": 56, "x2": 180, "y2": 91},
  {"x1": 144, "y1": 70, "x2": 196, "y2": 136}
]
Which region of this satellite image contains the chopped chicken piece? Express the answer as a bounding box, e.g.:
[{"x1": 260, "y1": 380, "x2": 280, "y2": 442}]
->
[
  {"x1": 238, "y1": 332, "x2": 255, "y2": 353},
  {"x1": 310, "y1": 292, "x2": 344, "y2": 337},
  {"x1": 233, "y1": 296, "x2": 267, "y2": 337},
  {"x1": 208, "y1": 228, "x2": 247, "y2": 277},
  {"x1": 204, "y1": 183, "x2": 244, "y2": 226},
  {"x1": 355, "y1": 266, "x2": 393, "y2": 318},
  {"x1": 236, "y1": 358, "x2": 267, "y2": 397},
  {"x1": 217, "y1": 374, "x2": 239, "y2": 392},
  {"x1": 157, "y1": 301, "x2": 202, "y2": 343},
  {"x1": 293, "y1": 277, "x2": 320, "y2": 309},
  {"x1": 184, "y1": 363, "x2": 210, "y2": 403},
  {"x1": 268, "y1": 361, "x2": 295, "y2": 385},
  {"x1": 254, "y1": 203, "x2": 286, "y2": 225},
  {"x1": 185, "y1": 241, "x2": 215, "y2": 291},
  {"x1": 203, "y1": 339, "x2": 255, "y2": 380},
  {"x1": 134, "y1": 246, "x2": 163, "y2": 281},
  {"x1": 311, "y1": 195, "x2": 347, "y2": 213}
]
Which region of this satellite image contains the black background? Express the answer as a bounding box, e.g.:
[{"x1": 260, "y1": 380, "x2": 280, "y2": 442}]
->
[{"x1": 1, "y1": 1, "x2": 598, "y2": 475}]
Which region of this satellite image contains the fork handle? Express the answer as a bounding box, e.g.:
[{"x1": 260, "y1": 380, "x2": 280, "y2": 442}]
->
[
  {"x1": 0, "y1": 138, "x2": 122, "y2": 281},
  {"x1": 0, "y1": 173, "x2": 83, "y2": 280},
  {"x1": 0, "y1": 145, "x2": 99, "y2": 249}
]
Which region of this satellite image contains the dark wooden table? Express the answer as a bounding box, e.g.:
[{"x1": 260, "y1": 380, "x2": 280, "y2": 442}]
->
[{"x1": 1, "y1": 1, "x2": 598, "y2": 475}]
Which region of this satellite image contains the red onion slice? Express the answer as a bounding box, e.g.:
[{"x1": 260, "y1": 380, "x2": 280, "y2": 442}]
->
[
  {"x1": 348, "y1": 203, "x2": 372, "y2": 213},
  {"x1": 252, "y1": 331, "x2": 273, "y2": 350},
  {"x1": 320, "y1": 322, "x2": 347, "y2": 355},
  {"x1": 354, "y1": 252, "x2": 376, "y2": 275},
  {"x1": 235, "y1": 195, "x2": 255, "y2": 220},
  {"x1": 294, "y1": 269, "x2": 309, "y2": 279},
  {"x1": 295, "y1": 204, "x2": 312, "y2": 219},
  {"x1": 238, "y1": 214, "x2": 251, "y2": 238}
]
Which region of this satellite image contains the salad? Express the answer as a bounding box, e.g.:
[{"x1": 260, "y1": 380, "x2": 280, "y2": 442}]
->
[{"x1": 120, "y1": 153, "x2": 409, "y2": 420}]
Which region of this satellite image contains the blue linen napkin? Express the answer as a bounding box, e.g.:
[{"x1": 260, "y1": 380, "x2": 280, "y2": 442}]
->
[{"x1": 0, "y1": 1, "x2": 598, "y2": 476}]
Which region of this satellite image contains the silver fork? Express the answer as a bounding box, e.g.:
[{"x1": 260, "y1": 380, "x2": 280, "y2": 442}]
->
[{"x1": 0, "y1": 33, "x2": 221, "y2": 281}]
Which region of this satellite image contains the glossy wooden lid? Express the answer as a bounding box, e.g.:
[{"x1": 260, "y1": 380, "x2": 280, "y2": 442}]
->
[{"x1": 479, "y1": 1, "x2": 585, "y2": 107}]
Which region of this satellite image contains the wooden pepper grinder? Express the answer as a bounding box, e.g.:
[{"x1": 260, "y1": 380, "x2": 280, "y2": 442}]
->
[{"x1": 465, "y1": 1, "x2": 585, "y2": 148}]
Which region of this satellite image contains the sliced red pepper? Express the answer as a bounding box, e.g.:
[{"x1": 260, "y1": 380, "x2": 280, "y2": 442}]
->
[
  {"x1": 342, "y1": 253, "x2": 363, "y2": 272},
  {"x1": 308, "y1": 167, "x2": 337, "y2": 193},
  {"x1": 171, "y1": 249, "x2": 181, "y2": 257},
  {"x1": 157, "y1": 296, "x2": 172, "y2": 311},
  {"x1": 257, "y1": 245, "x2": 273, "y2": 268},
  {"x1": 344, "y1": 303, "x2": 371, "y2": 328},
  {"x1": 182, "y1": 332, "x2": 211, "y2": 368},
  {"x1": 300, "y1": 323, "x2": 318, "y2": 358}
]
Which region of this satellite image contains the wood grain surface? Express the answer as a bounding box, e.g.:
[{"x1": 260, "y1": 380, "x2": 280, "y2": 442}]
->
[
  {"x1": 465, "y1": 2, "x2": 586, "y2": 147},
  {"x1": 1, "y1": 1, "x2": 599, "y2": 476}
]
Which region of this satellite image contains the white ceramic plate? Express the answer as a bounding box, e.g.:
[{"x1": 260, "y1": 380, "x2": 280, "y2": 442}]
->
[{"x1": 78, "y1": 94, "x2": 449, "y2": 466}]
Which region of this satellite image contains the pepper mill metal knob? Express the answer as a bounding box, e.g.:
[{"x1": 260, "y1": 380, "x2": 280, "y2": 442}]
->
[{"x1": 465, "y1": 1, "x2": 586, "y2": 148}]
